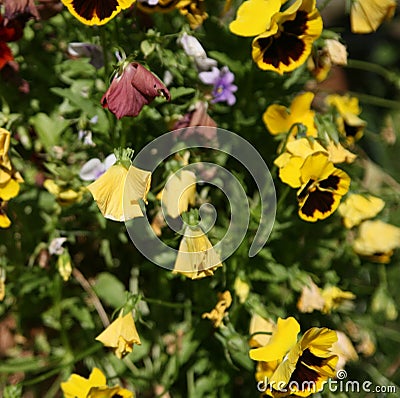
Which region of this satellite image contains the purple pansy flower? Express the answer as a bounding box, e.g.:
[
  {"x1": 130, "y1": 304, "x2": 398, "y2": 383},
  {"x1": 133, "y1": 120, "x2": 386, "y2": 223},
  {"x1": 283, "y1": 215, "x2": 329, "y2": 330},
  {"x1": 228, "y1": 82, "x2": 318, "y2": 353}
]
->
[
  {"x1": 79, "y1": 154, "x2": 116, "y2": 181},
  {"x1": 199, "y1": 66, "x2": 237, "y2": 106}
]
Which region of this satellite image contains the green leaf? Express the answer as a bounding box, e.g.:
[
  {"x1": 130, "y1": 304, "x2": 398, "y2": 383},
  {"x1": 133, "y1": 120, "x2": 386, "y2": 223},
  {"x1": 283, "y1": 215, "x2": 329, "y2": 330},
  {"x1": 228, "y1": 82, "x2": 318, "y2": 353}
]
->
[
  {"x1": 30, "y1": 113, "x2": 69, "y2": 151},
  {"x1": 169, "y1": 87, "x2": 196, "y2": 100},
  {"x1": 93, "y1": 272, "x2": 127, "y2": 309},
  {"x1": 3, "y1": 384, "x2": 22, "y2": 398}
]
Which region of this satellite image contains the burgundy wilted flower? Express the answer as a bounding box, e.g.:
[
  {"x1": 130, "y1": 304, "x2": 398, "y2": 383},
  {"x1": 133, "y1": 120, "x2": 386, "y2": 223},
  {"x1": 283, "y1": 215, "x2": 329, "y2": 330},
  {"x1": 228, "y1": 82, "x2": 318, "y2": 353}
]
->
[{"x1": 101, "y1": 62, "x2": 171, "y2": 119}]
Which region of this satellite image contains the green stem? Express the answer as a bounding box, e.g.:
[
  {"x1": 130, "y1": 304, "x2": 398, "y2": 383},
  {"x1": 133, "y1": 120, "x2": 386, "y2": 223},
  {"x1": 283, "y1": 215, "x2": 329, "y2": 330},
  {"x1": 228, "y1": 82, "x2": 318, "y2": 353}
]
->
[
  {"x1": 142, "y1": 297, "x2": 193, "y2": 310},
  {"x1": 276, "y1": 185, "x2": 292, "y2": 210},
  {"x1": 346, "y1": 59, "x2": 400, "y2": 89},
  {"x1": 378, "y1": 263, "x2": 388, "y2": 288},
  {"x1": 348, "y1": 91, "x2": 400, "y2": 109}
]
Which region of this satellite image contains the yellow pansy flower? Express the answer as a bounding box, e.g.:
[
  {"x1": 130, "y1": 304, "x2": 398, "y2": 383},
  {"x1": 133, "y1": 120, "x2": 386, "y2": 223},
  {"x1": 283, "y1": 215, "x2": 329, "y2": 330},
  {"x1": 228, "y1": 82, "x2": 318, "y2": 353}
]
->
[
  {"x1": 250, "y1": 317, "x2": 338, "y2": 397},
  {"x1": 351, "y1": 0, "x2": 396, "y2": 34},
  {"x1": 96, "y1": 312, "x2": 141, "y2": 359},
  {"x1": 353, "y1": 220, "x2": 400, "y2": 263},
  {"x1": 61, "y1": 0, "x2": 136, "y2": 26},
  {"x1": 61, "y1": 367, "x2": 134, "y2": 398},
  {"x1": 326, "y1": 94, "x2": 366, "y2": 143},
  {"x1": 296, "y1": 152, "x2": 350, "y2": 222},
  {"x1": 159, "y1": 170, "x2": 196, "y2": 219},
  {"x1": 321, "y1": 286, "x2": 356, "y2": 314},
  {"x1": 202, "y1": 290, "x2": 232, "y2": 328},
  {"x1": 173, "y1": 225, "x2": 222, "y2": 279},
  {"x1": 252, "y1": 0, "x2": 323, "y2": 74},
  {"x1": 263, "y1": 92, "x2": 317, "y2": 138},
  {"x1": 87, "y1": 163, "x2": 151, "y2": 222},
  {"x1": 338, "y1": 194, "x2": 385, "y2": 228}
]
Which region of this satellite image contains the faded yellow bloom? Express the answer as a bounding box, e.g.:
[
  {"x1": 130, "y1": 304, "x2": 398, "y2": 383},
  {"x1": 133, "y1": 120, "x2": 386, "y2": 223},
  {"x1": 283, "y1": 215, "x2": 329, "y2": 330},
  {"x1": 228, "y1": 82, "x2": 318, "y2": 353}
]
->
[
  {"x1": 87, "y1": 164, "x2": 151, "y2": 222},
  {"x1": 44, "y1": 180, "x2": 83, "y2": 206},
  {"x1": 61, "y1": 367, "x2": 133, "y2": 398},
  {"x1": 57, "y1": 250, "x2": 72, "y2": 282},
  {"x1": 233, "y1": 277, "x2": 250, "y2": 303},
  {"x1": 202, "y1": 290, "x2": 232, "y2": 328},
  {"x1": 297, "y1": 278, "x2": 325, "y2": 313},
  {"x1": 96, "y1": 312, "x2": 141, "y2": 359},
  {"x1": 351, "y1": 0, "x2": 396, "y2": 34},
  {"x1": 339, "y1": 194, "x2": 385, "y2": 228},
  {"x1": 326, "y1": 141, "x2": 357, "y2": 164},
  {"x1": 173, "y1": 226, "x2": 222, "y2": 279},
  {"x1": 160, "y1": 170, "x2": 196, "y2": 218},
  {"x1": 331, "y1": 331, "x2": 358, "y2": 370},
  {"x1": 353, "y1": 220, "x2": 400, "y2": 263},
  {"x1": 321, "y1": 286, "x2": 356, "y2": 313}
]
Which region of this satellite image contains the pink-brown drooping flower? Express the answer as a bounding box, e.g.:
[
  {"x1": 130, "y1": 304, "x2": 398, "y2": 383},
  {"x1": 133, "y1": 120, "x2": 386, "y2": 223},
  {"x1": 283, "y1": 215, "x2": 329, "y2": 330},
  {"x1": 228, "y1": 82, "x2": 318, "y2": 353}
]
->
[{"x1": 101, "y1": 62, "x2": 171, "y2": 119}]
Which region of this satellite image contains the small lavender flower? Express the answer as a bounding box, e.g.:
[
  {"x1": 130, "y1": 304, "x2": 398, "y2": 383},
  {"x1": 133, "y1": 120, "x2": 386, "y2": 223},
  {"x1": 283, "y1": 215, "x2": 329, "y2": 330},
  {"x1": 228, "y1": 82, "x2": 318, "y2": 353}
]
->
[
  {"x1": 199, "y1": 66, "x2": 238, "y2": 106},
  {"x1": 79, "y1": 154, "x2": 116, "y2": 181}
]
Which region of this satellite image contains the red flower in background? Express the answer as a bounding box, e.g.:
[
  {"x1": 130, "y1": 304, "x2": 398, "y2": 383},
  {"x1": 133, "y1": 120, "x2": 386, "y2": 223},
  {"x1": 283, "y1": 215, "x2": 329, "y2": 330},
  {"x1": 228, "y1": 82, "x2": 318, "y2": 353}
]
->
[
  {"x1": 101, "y1": 62, "x2": 171, "y2": 119},
  {"x1": 0, "y1": 15, "x2": 23, "y2": 70}
]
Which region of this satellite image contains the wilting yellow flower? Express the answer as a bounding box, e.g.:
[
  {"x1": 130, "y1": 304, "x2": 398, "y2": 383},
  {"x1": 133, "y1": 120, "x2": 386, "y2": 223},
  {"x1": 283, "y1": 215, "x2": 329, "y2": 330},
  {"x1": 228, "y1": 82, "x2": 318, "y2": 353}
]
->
[
  {"x1": 338, "y1": 194, "x2": 385, "y2": 228},
  {"x1": 321, "y1": 286, "x2": 356, "y2": 314},
  {"x1": 173, "y1": 225, "x2": 222, "y2": 279},
  {"x1": 61, "y1": 367, "x2": 133, "y2": 398},
  {"x1": 87, "y1": 163, "x2": 151, "y2": 222},
  {"x1": 57, "y1": 250, "x2": 73, "y2": 282},
  {"x1": 249, "y1": 314, "x2": 276, "y2": 348},
  {"x1": 44, "y1": 180, "x2": 83, "y2": 206},
  {"x1": 307, "y1": 39, "x2": 347, "y2": 82},
  {"x1": 202, "y1": 291, "x2": 232, "y2": 328},
  {"x1": 96, "y1": 312, "x2": 141, "y2": 359},
  {"x1": 353, "y1": 220, "x2": 400, "y2": 263},
  {"x1": 331, "y1": 331, "x2": 358, "y2": 371},
  {"x1": 250, "y1": 317, "x2": 338, "y2": 397},
  {"x1": 137, "y1": 0, "x2": 207, "y2": 29},
  {"x1": 326, "y1": 94, "x2": 366, "y2": 143},
  {"x1": 233, "y1": 276, "x2": 250, "y2": 304},
  {"x1": 263, "y1": 92, "x2": 317, "y2": 138},
  {"x1": 61, "y1": 0, "x2": 136, "y2": 26},
  {"x1": 351, "y1": 0, "x2": 396, "y2": 34},
  {"x1": 298, "y1": 279, "x2": 355, "y2": 314},
  {"x1": 325, "y1": 141, "x2": 357, "y2": 164},
  {"x1": 159, "y1": 170, "x2": 196, "y2": 219},
  {"x1": 297, "y1": 278, "x2": 325, "y2": 313}
]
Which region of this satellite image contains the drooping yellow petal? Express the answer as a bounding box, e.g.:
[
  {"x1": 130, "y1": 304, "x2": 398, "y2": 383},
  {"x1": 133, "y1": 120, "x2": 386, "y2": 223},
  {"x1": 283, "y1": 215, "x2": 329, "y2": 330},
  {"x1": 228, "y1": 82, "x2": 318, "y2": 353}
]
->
[
  {"x1": 351, "y1": 0, "x2": 396, "y2": 34},
  {"x1": 249, "y1": 314, "x2": 276, "y2": 348},
  {"x1": 321, "y1": 286, "x2": 356, "y2": 313},
  {"x1": 299, "y1": 327, "x2": 338, "y2": 359},
  {"x1": 326, "y1": 141, "x2": 357, "y2": 164},
  {"x1": 96, "y1": 312, "x2": 141, "y2": 359},
  {"x1": 87, "y1": 164, "x2": 151, "y2": 222},
  {"x1": 161, "y1": 170, "x2": 196, "y2": 218},
  {"x1": 229, "y1": 0, "x2": 281, "y2": 37},
  {"x1": 331, "y1": 331, "x2": 358, "y2": 371},
  {"x1": 249, "y1": 317, "x2": 300, "y2": 362},
  {"x1": 173, "y1": 225, "x2": 222, "y2": 279},
  {"x1": 338, "y1": 194, "x2": 385, "y2": 228},
  {"x1": 202, "y1": 290, "x2": 232, "y2": 328}
]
